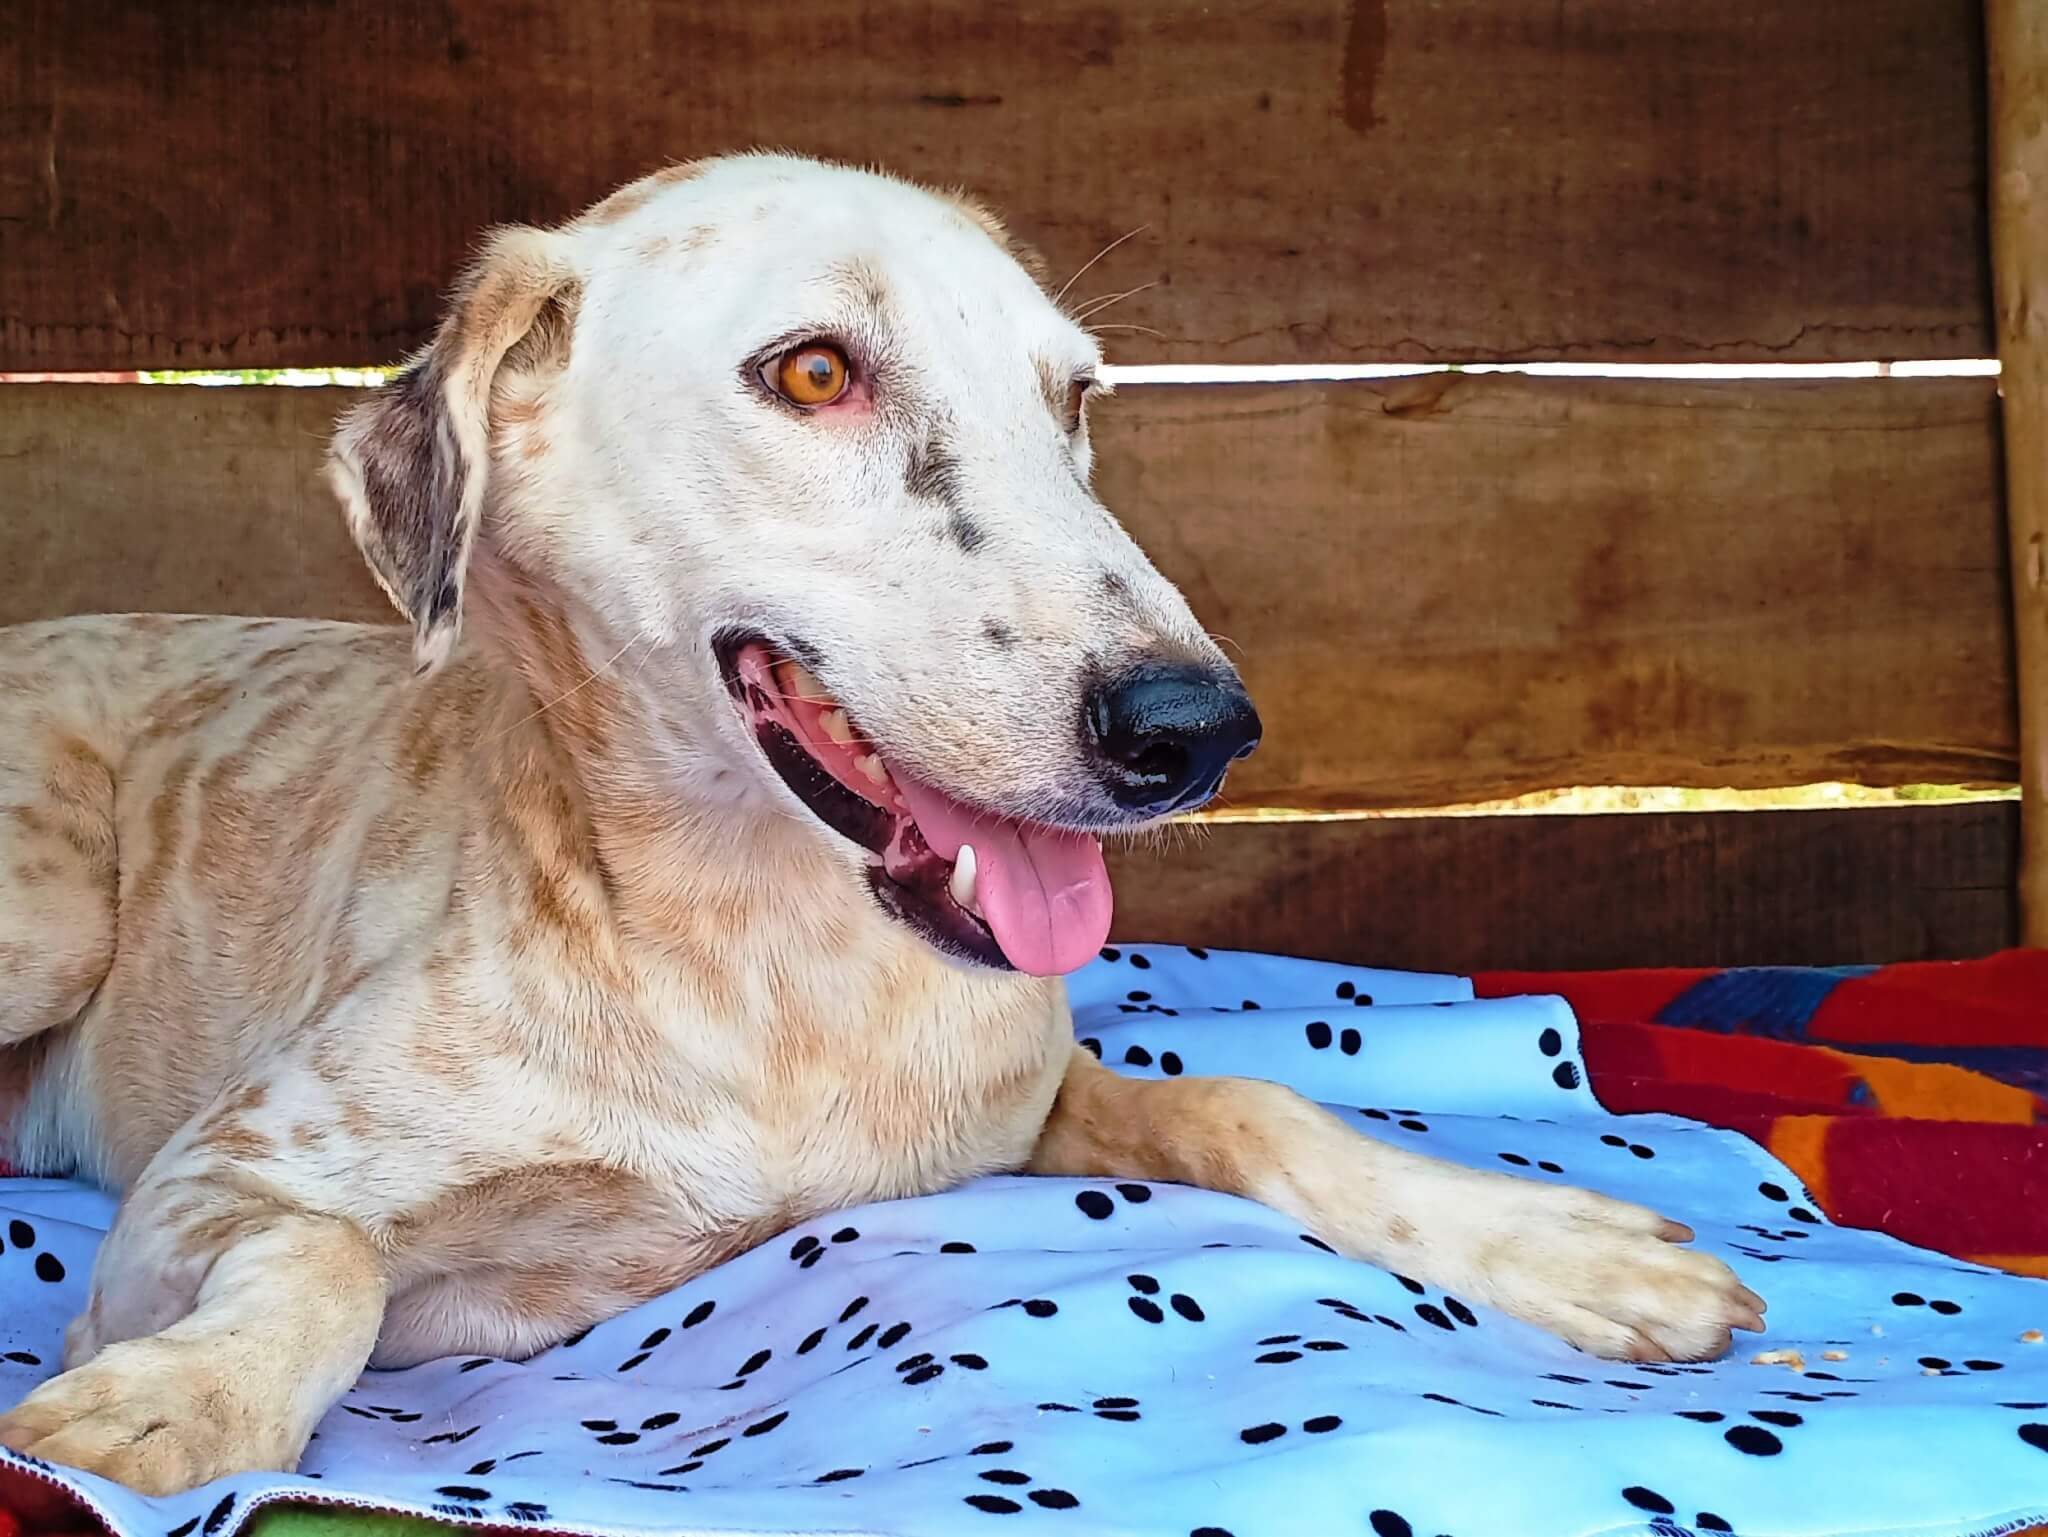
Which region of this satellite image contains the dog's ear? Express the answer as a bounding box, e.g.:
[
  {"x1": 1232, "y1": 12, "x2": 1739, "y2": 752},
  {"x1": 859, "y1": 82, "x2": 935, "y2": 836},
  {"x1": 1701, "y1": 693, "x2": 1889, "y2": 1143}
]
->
[{"x1": 327, "y1": 226, "x2": 578, "y2": 676}]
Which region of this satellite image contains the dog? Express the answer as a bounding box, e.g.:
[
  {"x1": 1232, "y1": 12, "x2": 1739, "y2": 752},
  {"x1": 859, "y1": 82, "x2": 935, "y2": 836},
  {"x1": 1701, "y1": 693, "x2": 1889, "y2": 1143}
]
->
[{"x1": 0, "y1": 153, "x2": 1764, "y2": 1496}]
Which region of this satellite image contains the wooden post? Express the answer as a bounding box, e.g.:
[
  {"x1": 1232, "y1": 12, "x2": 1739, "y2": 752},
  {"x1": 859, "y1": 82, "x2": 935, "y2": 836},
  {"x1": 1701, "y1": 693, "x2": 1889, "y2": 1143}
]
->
[{"x1": 1989, "y1": 0, "x2": 2048, "y2": 947}]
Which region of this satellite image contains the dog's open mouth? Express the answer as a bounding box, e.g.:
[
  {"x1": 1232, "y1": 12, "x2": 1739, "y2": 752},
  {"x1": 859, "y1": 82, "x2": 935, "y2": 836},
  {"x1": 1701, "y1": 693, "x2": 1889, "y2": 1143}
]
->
[{"x1": 719, "y1": 637, "x2": 1113, "y2": 977}]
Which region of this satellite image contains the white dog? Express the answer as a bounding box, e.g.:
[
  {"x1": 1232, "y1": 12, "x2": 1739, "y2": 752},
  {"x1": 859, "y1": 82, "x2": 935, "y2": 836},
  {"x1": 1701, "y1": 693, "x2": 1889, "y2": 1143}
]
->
[{"x1": 0, "y1": 153, "x2": 1763, "y2": 1495}]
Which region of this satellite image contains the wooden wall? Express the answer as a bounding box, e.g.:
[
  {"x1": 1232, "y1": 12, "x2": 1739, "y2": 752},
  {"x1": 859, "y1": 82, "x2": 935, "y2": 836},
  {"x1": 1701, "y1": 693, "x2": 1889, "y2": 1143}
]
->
[
  {"x1": 0, "y1": 1, "x2": 2020, "y2": 971},
  {"x1": 0, "y1": 1, "x2": 1990, "y2": 369}
]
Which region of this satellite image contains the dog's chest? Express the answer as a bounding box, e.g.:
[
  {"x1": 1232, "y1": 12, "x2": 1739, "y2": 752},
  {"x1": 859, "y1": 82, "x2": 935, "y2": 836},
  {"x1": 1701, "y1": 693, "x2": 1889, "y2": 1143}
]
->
[
  {"x1": 584, "y1": 958, "x2": 1074, "y2": 1227},
  {"x1": 372, "y1": 964, "x2": 1072, "y2": 1365}
]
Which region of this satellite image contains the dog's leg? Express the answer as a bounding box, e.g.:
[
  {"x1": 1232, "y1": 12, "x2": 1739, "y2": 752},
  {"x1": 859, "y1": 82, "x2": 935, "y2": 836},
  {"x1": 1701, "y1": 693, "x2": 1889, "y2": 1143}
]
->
[
  {"x1": 1029, "y1": 1046, "x2": 1765, "y2": 1362},
  {"x1": 0, "y1": 714, "x2": 115, "y2": 1044},
  {"x1": 0, "y1": 1131, "x2": 386, "y2": 1494}
]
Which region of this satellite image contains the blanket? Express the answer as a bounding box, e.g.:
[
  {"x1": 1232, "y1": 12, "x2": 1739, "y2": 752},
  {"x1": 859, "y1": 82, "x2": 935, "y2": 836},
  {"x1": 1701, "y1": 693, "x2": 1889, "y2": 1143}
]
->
[
  {"x1": 1, "y1": 946, "x2": 2045, "y2": 1537},
  {"x1": 1481, "y1": 951, "x2": 2048, "y2": 1275}
]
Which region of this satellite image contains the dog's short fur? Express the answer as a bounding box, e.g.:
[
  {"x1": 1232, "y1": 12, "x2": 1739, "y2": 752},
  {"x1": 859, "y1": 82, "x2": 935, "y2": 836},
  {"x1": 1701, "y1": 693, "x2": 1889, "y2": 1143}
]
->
[{"x1": 0, "y1": 155, "x2": 1763, "y2": 1495}]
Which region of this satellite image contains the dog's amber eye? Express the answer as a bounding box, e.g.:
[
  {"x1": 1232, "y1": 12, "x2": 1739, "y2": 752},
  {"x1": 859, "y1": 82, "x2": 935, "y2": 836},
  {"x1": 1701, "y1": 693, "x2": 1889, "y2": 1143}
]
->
[{"x1": 772, "y1": 344, "x2": 851, "y2": 407}]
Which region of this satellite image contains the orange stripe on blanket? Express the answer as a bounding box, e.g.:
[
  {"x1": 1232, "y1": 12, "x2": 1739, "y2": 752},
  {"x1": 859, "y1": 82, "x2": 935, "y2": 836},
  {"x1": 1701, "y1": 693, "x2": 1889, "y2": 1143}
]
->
[
  {"x1": 1764, "y1": 1116, "x2": 1835, "y2": 1211},
  {"x1": 1959, "y1": 1253, "x2": 2048, "y2": 1281},
  {"x1": 1848, "y1": 1054, "x2": 2042, "y2": 1124}
]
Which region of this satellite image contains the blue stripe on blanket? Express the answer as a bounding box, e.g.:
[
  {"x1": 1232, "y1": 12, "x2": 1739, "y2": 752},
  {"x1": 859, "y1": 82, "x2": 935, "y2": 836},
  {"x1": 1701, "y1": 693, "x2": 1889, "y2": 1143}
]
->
[
  {"x1": 1652, "y1": 966, "x2": 1881, "y2": 1039},
  {"x1": 2, "y1": 946, "x2": 2044, "y2": 1537}
]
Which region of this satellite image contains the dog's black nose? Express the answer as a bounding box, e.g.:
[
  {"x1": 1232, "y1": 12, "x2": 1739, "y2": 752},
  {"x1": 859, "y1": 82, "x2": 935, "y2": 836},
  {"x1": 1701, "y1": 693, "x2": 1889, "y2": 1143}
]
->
[{"x1": 1084, "y1": 662, "x2": 1262, "y2": 814}]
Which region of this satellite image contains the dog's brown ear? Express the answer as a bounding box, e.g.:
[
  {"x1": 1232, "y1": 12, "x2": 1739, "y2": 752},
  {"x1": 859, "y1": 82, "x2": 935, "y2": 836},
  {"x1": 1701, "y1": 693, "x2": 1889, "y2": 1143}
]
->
[{"x1": 327, "y1": 226, "x2": 577, "y2": 675}]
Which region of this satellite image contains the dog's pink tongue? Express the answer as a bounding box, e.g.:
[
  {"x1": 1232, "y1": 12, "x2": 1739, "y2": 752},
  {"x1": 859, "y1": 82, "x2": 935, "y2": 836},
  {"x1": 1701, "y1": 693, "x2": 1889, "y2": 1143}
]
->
[{"x1": 893, "y1": 773, "x2": 1112, "y2": 977}]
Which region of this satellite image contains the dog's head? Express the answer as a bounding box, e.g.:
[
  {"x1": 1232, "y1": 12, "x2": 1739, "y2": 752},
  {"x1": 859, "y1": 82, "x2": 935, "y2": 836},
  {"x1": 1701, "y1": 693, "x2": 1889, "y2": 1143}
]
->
[{"x1": 328, "y1": 153, "x2": 1257, "y2": 977}]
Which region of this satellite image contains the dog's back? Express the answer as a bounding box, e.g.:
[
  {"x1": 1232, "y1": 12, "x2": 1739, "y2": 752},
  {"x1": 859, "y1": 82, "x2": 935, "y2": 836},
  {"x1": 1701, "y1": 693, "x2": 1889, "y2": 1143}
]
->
[{"x1": 0, "y1": 614, "x2": 478, "y2": 1185}]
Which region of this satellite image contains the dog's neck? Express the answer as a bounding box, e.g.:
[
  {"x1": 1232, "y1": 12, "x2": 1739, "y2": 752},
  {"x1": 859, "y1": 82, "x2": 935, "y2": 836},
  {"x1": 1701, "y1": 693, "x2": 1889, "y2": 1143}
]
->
[{"x1": 452, "y1": 554, "x2": 922, "y2": 989}]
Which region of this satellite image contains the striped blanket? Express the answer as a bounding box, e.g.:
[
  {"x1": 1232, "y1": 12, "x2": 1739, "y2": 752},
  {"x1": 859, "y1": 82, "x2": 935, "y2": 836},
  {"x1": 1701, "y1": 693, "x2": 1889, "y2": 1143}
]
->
[{"x1": 1482, "y1": 949, "x2": 2048, "y2": 1276}]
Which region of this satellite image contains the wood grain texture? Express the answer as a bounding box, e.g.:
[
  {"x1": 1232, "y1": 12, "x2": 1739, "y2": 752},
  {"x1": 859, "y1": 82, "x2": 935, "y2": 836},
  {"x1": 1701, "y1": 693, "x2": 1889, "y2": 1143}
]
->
[
  {"x1": 1106, "y1": 804, "x2": 2021, "y2": 972},
  {"x1": 0, "y1": 0, "x2": 1990, "y2": 370},
  {"x1": 0, "y1": 386, "x2": 391, "y2": 628},
  {"x1": 1989, "y1": 0, "x2": 2048, "y2": 946},
  {"x1": 0, "y1": 376, "x2": 2017, "y2": 809},
  {"x1": 1099, "y1": 374, "x2": 2017, "y2": 808}
]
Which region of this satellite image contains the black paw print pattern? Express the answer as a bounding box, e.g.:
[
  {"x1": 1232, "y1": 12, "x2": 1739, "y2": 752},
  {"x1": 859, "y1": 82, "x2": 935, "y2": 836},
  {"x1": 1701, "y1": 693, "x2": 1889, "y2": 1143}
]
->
[
  {"x1": 894, "y1": 1346, "x2": 989, "y2": 1387},
  {"x1": 1124, "y1": 1273, "x2": 1205, "y2": 1325},
  {"x1": 646, "y1": 1423, "x2": 757, "y2": 1480},
  {"x1": 1672, "y1": 1406, "x2": 1808, "y2": 1457},
  {"x1": 595, "y1": 1407, "x2": 784, "y2": 1493},
  {"x1": 1621, "y1": 1486, "x2": 1734, "y2": 1534},
  {"x1": 962, "y1": 1477, "x2": 1080, "y2": 1514},
  {"x1": 339, "y1": 1399, "x2": 424, "y2": 1425},
  {"x1": 164, "y1": 1493, "x2": 240, "y2": 1537},
  {"x1": 422, "y1": 1464, "x2": 554, "y2": 1526},
  {"x1": 991, "y1": 1295, "x2": 1061, "y2": 1320},
  {"x1": 1726, "y1": 1180, "x2": 1831, "y2": 1265},
  {"x1": 582, "y1": 1411, "x2": 685, "y2": 1448},
  {"x1": 1116, "y1": 985, "x2": 1183, "y2": 1024},
  {"x1": 1891, "y1": 1289, "x2": 1965, "y2": 1317},
  {"x1": 1, "y1": 1219, "x2": 66, "y2": 1285},
  {"x1": 1252, "y1": 1333, "x2": 1350, "y2": 1365},
  {"x1": 1754, "y1": 1180, "x2": 1825, "y2": 1228},
  {"x1": 1532, "y1": 1023, "x2": 1583, "y2": 1090},
  {"x1": 951, "y1": 1439, "x2": 1087, "y2": 1515},
  {"x1": 1384, "y1": 1273, "x2": 1481, "y2": 1335},
  {"x1": 1733, "y1": 1219, "x2": 1812, "y2": 1252},
  {"x1": 1315, "y1": 1293, "x2": 1412, "y2": 1335},
  {"x1": 1917, "y1": 1353, "x2": 2008, "y2": 1377},
  {"x1": 1033, "y1": 1395, "x2": 1144, "y2": 1423},
  {"x1": 788, "y1": 1224, "x2": 862, "y2": 1270},
  {"x1": 1599, "y1": 1133, "x2": 1657, "y2": 1160},
  {"x1": 1359, "y1": 1108, "x2": 1432, "y2": 1133},
  {"x1": 1303, "y1": 1020, "x2": 1363, "y2": 1056},
  {"x1": 1074, "y1": 1183, "x2": 1153, "y2": 1220},
  {"x1": 614, "y1": 1303, "x2": 720, "y2": 1368},
  {"x1": 716, "y1": 1342, "x2": 780, "y2": 1391},
  {"x1": 789, "y1": 1292, "x2": 884, "y2": 1356},
  {"x1": 1114, "y1": 1041, "x2": 1187, "y2": 1074},
  {"x1": 1238, "y1": 1413, "x2": 1346, "y2": 1445}
]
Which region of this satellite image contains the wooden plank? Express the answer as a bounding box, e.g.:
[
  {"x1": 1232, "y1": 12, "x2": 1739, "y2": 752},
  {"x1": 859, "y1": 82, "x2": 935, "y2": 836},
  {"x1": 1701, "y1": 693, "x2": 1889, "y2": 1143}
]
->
[
  {"x1": 1105, "y1": 804, "x2": 2021, "y2": 972},
  {"x1": 0, "y1": 375, "x2": 2016, "y2": 808},
  {"x1": 0, "y1": 386, "x2": 391, "y2": 628},
  {"x1": 1098, "y1": 374, "x2": 2017, "y2": 808},
  {"x1": 0, "y1": 0, "x2": 1989, "y2": 371},
  {"x1": 1988, "y1": 0, "x2": 2048, "y2": 947}
]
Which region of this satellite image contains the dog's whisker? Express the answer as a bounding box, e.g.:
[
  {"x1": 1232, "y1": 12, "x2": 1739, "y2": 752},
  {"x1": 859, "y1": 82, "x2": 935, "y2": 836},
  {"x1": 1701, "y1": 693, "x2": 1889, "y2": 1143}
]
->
[
  {"x1": 1084, "y1": 323, "x2": 1166, "y2": 339},
  {"x1": 489, "y1": 631, "x2": 646, "y2": 744},
  {"x1": 1206, "y1": 631, "x2": 1248, "y2": 662},
  {"x1": 626, "y1": 629, "x2": 660, "y2": 673},
  {"x1": 1069, "y1": 281, "x2": 1158, "y2": 325},
  {"x1": 1055, "y1": 225, "x2": 1149, "y2": 309}
]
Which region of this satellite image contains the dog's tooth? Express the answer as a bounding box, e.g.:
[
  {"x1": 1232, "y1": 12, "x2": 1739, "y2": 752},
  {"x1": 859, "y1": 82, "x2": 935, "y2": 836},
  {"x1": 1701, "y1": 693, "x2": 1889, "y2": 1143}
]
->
[
  {"x1": 950, "y1": 844, "x2": 978, "y2": 911},
  {"x1": 782, "y1": 660, "x2": 833, "y2": 704},
  {"x1": 856, "y1": 752, "x2": 890, "y2": 786},
  {"x1": 819, "y1": 708, "x2": 854, "y2": 745}
]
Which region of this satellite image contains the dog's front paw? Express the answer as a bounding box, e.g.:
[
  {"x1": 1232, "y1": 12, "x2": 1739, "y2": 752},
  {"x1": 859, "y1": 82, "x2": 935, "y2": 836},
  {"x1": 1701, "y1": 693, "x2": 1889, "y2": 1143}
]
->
[
  {"x1": 0, "y1": 1335, "x2": 300, "y2": 1495},
  {"x1": 1466, "y1": 1182, "x2": 1767, "y2": 1362}
]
